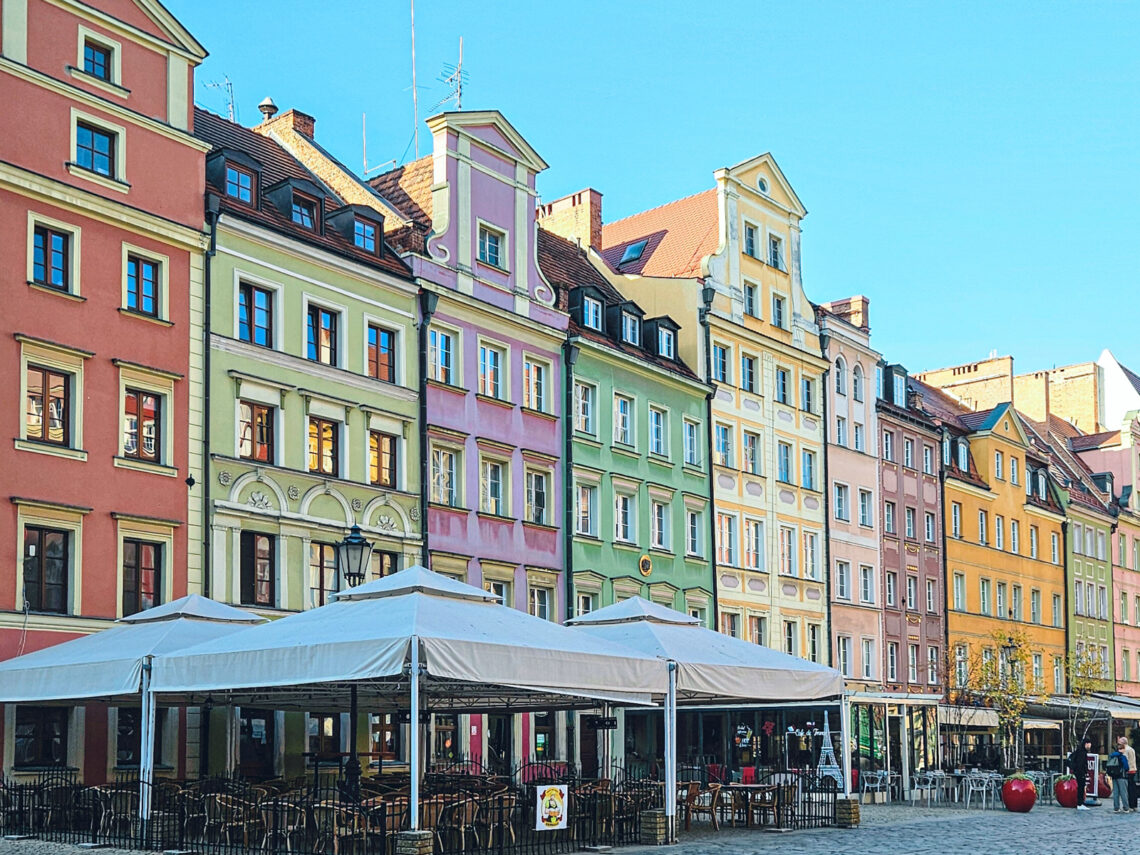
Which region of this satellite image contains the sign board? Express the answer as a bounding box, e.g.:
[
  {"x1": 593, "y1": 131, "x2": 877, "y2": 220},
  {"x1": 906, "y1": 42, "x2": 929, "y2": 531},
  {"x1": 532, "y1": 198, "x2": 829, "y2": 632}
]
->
[
  {"x1": 584, "y1": 715, "x2": 618, "y2": 730},
  {"x1": 1087, "y1": 754, "x2": 1100, "y2": 802},
  {"x1": 536, "y1": 785, "x2": 568, "y2": 831},
  {"x1": 396, "y1": 710, "x2": 432, "y2": 725}
]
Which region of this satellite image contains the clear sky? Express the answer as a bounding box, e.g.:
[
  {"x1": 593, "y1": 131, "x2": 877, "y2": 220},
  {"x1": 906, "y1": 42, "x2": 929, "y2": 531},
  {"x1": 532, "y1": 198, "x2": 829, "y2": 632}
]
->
[{"x1": 168, "y1": 0, "x2": 1140, "y2": 376}]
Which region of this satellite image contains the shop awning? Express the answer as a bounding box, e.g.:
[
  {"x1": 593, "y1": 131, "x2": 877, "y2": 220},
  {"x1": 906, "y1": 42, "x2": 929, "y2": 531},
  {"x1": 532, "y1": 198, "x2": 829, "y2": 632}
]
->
[
  {"x1": 937, "y1": 705, "x2": 999, "y2": 728},
  {"x1": 1022, "y1": 717, "x2": 1062, "y2": 730}
]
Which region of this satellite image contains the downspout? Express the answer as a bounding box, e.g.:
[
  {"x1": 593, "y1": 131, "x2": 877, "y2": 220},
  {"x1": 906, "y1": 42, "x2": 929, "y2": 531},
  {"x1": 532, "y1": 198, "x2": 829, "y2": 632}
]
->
[
  {"x1": 563, "y1": 339, "x2": 579, "y2": 621},
  {"x1": 700, "y1": 285, "x2": 718, "y2": 628},
  {"x1": 1062, "y1": 518, "x2": 1070, "y2": 693},
  {"x1": 202, "y1": 193, "x2": 220, "y2": 599},
  {"x1": 819, "y1": 329, "x2": 833, "y2": 666},
  {"x1": 938, "y1": 432, "x2": 951, "y2": 705},
  {"x1": 417, "y1": 289, "x2": 439, "y2": 566}
]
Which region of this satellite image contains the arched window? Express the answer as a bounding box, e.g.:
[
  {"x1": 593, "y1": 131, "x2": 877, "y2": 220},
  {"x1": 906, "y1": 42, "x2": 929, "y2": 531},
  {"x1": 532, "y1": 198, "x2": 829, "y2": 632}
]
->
[
  {"x1": 852, "y1": 364, "x2": 864, "y2": 402},
  {"x1": 957, "y1": 439, "x2": 969, "y2": 471},
  {"x1": 834, "y1": 357, "x2": 847, "y2": 395}
]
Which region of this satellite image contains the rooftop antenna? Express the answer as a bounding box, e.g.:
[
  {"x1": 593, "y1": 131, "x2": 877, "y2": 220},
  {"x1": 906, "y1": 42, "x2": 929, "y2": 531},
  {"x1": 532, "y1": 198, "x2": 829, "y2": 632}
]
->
[
  {"x1": 432, "y1": 37, "x2": 467, "y2": 112},
  {"x1": 362, "y1": 113, "x2": 396, "y2": 177},
  {"x1": 205, "y1": 75, "x2": 236, "y2": 121},
  {"x1": 410, "y1": 0, "x2": 419, "y2": 158}
]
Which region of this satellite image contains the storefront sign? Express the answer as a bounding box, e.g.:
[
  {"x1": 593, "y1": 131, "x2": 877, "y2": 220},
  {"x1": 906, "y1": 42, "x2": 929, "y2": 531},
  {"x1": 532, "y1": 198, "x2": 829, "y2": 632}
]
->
[
  {"x1": 1087, "y1": 754, "x2": 1100, "y2": 801},
  {"x1": 396, "y1": 710, "x2": 432, "y2": 724},
  {"x1": 584, "y1": 715, "x2": 617, "y2": 730},
  {"x1": 536, "y1": 785, "x2": 568, "y2": 830}
]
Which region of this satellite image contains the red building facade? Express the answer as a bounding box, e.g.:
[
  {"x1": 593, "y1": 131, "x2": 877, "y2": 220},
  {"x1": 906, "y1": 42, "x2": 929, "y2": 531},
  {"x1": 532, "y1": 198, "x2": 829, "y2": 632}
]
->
[{"x1": 0, "y1": 0, "x2": 207, "y2": 779}]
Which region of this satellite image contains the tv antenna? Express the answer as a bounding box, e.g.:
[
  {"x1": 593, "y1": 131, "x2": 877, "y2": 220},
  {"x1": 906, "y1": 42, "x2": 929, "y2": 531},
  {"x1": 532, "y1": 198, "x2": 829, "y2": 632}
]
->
[
  {"x1": 410, "y1": 0, "x2": 419, "y2": 158},
  {"x1": 204, "y1": 75, "x2": 236, "y2": 122},
  {"x1": 432, "y1": 37, "x2": 467, "y2": 112},
  {"x1": 362, "y1": 113, "x2": 396, "y2": 177}
]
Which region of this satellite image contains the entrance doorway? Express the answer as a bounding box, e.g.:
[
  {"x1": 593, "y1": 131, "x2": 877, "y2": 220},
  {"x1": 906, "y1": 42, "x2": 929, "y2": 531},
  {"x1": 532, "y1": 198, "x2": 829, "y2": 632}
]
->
[
  {"x1": 580, "y1": 721, "x2": 599, "y2": 779},
  {"x1": 239, "y1": 708, "x2": 276, "y2": 780},
  {"x1": 487, "y1": 714, "x2": 513, "y2": 775}
]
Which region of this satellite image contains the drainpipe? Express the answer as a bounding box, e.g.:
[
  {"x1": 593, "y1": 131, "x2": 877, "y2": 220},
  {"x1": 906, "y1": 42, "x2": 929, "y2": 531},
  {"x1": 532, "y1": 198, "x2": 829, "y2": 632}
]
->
[
  {"x1": 1062, "y1": 518, "x2": 1070, "y2": 694},
  {"x1": 563, "y1": 340, "x2": 579, "y2": 621},
  {"x1": 417, "y1": 289, "x2": 439, "y2": 566},
  {"x1": 699, "y1": 285, "x2": 718, "y2": 628},
  {"x1": 202, "y1": 193, "x2": 220, "y2": 599},
  {"x1": 938, "y1": 430, "x2": 951, "y2": 766},
  {"x1": 819, "y1": 330, "x2": 833, "y2": 667}
]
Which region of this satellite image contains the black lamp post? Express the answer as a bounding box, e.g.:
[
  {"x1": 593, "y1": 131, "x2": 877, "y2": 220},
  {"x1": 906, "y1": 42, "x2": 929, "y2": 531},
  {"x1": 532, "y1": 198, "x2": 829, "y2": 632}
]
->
[{"x1": 337, "y1": 524, "x2": 373, "y2": 800}]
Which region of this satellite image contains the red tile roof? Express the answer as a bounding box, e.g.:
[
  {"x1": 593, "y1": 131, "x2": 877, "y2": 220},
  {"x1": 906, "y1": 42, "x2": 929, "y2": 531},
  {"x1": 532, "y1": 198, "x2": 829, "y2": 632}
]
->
[
  {"x1": 600, "y1": 189, "x2": 718, "y2": 278},
  {"x1": 1070, "y1": 430, "x2": 1122, "y2": 451},
  {"x1": 369, "y1": 157, "x2": 434, "y2": 254}
]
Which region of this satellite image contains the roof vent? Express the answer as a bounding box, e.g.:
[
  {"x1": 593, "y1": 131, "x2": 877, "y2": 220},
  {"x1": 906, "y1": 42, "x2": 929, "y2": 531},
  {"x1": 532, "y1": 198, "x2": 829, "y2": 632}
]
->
[{"x1": 258, "y1": 97, "x2": 278, "y2": 120}]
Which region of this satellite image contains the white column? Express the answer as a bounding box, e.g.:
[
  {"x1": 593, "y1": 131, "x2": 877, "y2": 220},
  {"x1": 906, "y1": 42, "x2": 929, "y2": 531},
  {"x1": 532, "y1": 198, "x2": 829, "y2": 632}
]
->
[
  {"x1": 665, "y1": 663, "x2": 677, "y2": 840},
  {"x1": 409, "y1": 637, "x2": 421, "y2": 830},
  {"x1": 139, "y1": 658, "x2": 155, "y2": 820},
  {"x1": 840, "y1": 695, "x2": 852, "y2": 797}
]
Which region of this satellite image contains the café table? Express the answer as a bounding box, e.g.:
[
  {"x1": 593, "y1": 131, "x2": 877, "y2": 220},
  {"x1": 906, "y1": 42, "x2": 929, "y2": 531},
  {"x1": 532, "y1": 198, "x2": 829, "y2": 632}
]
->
[{"x1": 722, "y1": 783, "x2": 779, "y2": 827}]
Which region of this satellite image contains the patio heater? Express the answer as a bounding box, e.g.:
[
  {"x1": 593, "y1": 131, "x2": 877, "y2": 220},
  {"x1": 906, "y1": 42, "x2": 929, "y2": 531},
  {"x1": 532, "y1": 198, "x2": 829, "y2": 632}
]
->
[{"x1": 337, "y1": 524, "x2": 374, "y2": 800}]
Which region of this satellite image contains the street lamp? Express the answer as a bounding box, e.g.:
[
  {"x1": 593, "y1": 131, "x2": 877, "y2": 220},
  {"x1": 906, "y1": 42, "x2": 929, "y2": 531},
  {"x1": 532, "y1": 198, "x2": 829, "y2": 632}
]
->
[{"x1": 336, "y1": 524, "x2": 373, "y2": 801}]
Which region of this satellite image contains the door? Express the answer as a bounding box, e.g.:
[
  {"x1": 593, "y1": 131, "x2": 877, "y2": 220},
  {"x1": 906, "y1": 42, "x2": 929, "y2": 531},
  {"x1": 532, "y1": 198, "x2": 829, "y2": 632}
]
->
[
  {"x1": 580, "y1": 721, "x2": 599, "y2": 779},
  {"x1": 487, "y1": 714, "x2": 513, "y2": 776},
  {"x1": 239, "y1": 708, "x2": 276, "y2": 780}
]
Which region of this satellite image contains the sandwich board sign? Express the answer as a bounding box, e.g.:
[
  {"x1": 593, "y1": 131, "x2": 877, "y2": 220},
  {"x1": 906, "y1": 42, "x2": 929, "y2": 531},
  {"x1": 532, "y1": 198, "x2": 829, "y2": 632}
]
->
[{"x1": 536, "y1": 785, "x2": 568, "y2": 831}]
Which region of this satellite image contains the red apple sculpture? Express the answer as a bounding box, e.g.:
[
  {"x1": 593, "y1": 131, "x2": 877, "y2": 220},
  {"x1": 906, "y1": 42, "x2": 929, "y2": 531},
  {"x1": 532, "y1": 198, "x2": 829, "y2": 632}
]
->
[
  {"x1": 1054, "y1": 775, "x2": 1079, "y2": 808},
  {"x1": 1002, "y1": 775, "x2": 1037, "y2": 812}
]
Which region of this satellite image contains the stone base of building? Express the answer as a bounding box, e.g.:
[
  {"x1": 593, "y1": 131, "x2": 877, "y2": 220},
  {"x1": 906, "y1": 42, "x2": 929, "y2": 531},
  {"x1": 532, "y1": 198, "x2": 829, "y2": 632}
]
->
[
  {"x1": 395, "y1": 831, "x2": 434, "y2": 855},
  {"x1": 639, "y1": 809, "x2": 670, "y2": 845},
  {"x1": 837, "y1": 797, "x2": 860, "y2": 827}
]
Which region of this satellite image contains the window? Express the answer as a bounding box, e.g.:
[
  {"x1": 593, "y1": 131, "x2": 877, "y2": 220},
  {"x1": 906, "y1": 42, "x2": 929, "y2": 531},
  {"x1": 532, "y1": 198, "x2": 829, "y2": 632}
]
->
[
  {"x1": 1075, "y1": 582, "x2": 1085, "y2": 616},
  {"x1": 1010, "y1": 457, "x2": 1020, "y2": 485},
  {"x1": 116, "y1": 707, "x2": 166, "y2": 767},
  {"x1": 908, "y1": 644, "x2": 919, "y2": 683},
  {"x1": 658, "y1": 327, "x2": 675, "y2": 359},
  {"x1": 123, "y1": 389, "x2": 161, "y2": 463},
  {"x1": 238, "y1": 401, "x2": 274, "y2": 463},
  {"x1": 779, "y1": 526, "x2": 796, "y2": 575},
  {"x1": 882, "y1": 431, "x2": 894, "y2": 461},
  {"x1": 25, "y1": 365, "x2": 70, "y2": 446},
  {"x1": 309, "y1": 542, "x2": 338, "y2": 607},
  {"x1": 802, "y1": 450, "x2": 816, "y2": 490},
  {"x1": 484, "y1": 579, "x2": 511, "y2": 607},
  {"x1": 884, "y1": 501, "x2": 896, "y2": 534},
  {"x1": 614, "y1": 493, "x2": 634, "y2": 543},
  {"x1": 529, "y1": 587, "x2": 552, "y2": 621},
  {"x1": 775, "y1": 368, "x2": 789, "y2": 403},
  {"x1": 784, "y1": 621, "x2": 797, "y2": 656},
  {"x1": 712, "y1": 344, "x2": 728, "y2": 382},
  {"x1": 834, "y1": 484, "x2": 850, "y2": 521},
  {"x1": 523, "y1": 358, "x2": 547, "y2": 411},
  {"x1": 76, "y1": 122, "x2": 115, "y2": 177},
  {"x1": 777, "y1": 442, "x2": 792, "y2": 482},
  {"x1": 1097, "y1": 531, "x2": 1107, "y2": 561},
  {"x1": 952, "y1": 503, "x2": 962, "y2": 538},
  {"x1": 717, "y1": 513, "x2": 737, "y2": 565},
  {"x1": 1011, "y1": 520, "x2": 1020, "y2": 554},
  {"x1": 744, "y1": 282, "x2": 758, "y2": 317},
  {"x1": 238, "y1": 282, "x2": 273, "y2": 348},
  {"x1": 684, "y1": 420, "x2": 700, "y2": 466},
  {"x1": 893, "y1": 374, "x2": 906, "y2": 406},
  {"x1": 854, "y1": 423, "x2": 865, "y2": 452},
  {"x1": 836, "y1": 560, "x2": 851, "y2": 599},
  {"x1": 744, "y1": 519, "x2": 764, "y2": 570},
  {"x1": 1031, "y1": 589, "x2": 1041, "y2": 624},
  {"x1": 1099, "y1": 585, "x2": 1109, "y2": 620},
  {"x1": 743, "y1": 223, "x2": 757, "y2": 258},
  {"x1": 996, "y1": 582, "x2": 1007, "y2": 620},
  {"x1": 1051, "y1": 532, "x2": 1060, "y2": 564},
  {"x1": 926, "y1": 578, "x2": 936, "y2": 612},
  {"x1": 835, "y1": 416, "x2": 848, "y2": 447},
  {"x1": 368, "y1": 325, "x2": 396, "y2": 382},
  {"x1": 862, "y1": 639, "x2": 876, "y2": 679},
  {"x1": 888, "y1": 643, "x2": 899, "y2": 682},
  {"x1": 225, "y1": 164, "x2": 253, "y2": 203},
  {"x1": 957, "y1": 440, "x2": 968, "y2": 471},
  {"x1": 808, "y1": 624, "x2": 821, "y2": 663},
  {"x1": 995, "y1": 515, "x2": 1005, "y2": 550},
  {"x1": 1030, "y1": 525, "x2": 1039, "y2": 558},
  {"x1": 906, "y1": 575, "x2": 917, "y2": 610},
  {"x1": 649, "y1": 407, "x2": 666, "y2": 456},
  {"x1": 686, "y1": 510, "x2": 702, "y2": 556},
  {"x1": 480, "y1": 459, "x2": 506, "y2": 516},
  {"x1": 23, "y1": 526, "x2": 69, "y2": 613},
  {"x1": 955, "y1": 646, "x2": 968, "y2": 688},
  {"x1": 354, "y1": 218, "x2": 378, "y2": 253},
  {"x1": 772, "y1": 295, "x2": 787, "y2": 329},
  {"x1": 1011, "y1": 584, "x2": 1022, "y2": 621},
  {"x1": 428, "y1": 328, "x2": 454, "y2": 384},
  {"x1": 478, "y1": 225, "x2": 503, "y2": 267},
  {"x1": 615, "y1": 395, "x2": 634, "y2": 446},
  {"x1": 621, "y1": 312, "x2": 640, "y2": 345},
  {"x1": 479, "y1": 344, "x2": 505, "y2": 399},
  {"x1": 307, "y1": 304, "x2": 338, "y2": 365},
  {"x1": 953, "y1": 573, "x2": 965, "y2": 610},
  {"x1": 942, "y1": 435, "x2": 951, "y2": 466},
  {"x1": 83, "y1": 39, "x2": 112, "y2": 79},
  {"x1": 369, "y1": 431, "x2": 397, "y2": 487},
  {"x1": 372, "y1": 551, "x2": 399, "y2": 579},
  {"x1": 14, "y1": 707, "x2": 68, "y2": 768},
  {"x1": 308, "y1": 714, "x2": 341, "y2": 759},
  {"x1": 905, "y1": 507, "x2": 916, "y2": 539},
  {"x1": 126, "y1": 255, "x2": 159, "y2": 317},
  {"x1": 307, "y1": 417, "x2": 338, "y2": 476},
  {"x1": 803, "y1": 531, "x2": 820, "y2": 579},
  {"x1": 525, "y1": 469, "x2": 549, "y2": 525},
  {"x1": 925, "y1": 512, "x2": 935, "y2": 542},
  {"x1": 576, "y1": 484, "x2": 597, "y2": 535},
  {"x1": 768, "y1": 234, "x2": 783, "y2": 269},
  {"x1": 978, "y1": 510, "x2": 987, "y2": 544},
  {"x1": 994, "y1": 451, "x2": 1004, "y2": 480},
  {"x1": 834, "y1": 358, "x2": 847, "y2": 395},
  {"x1": 721, "y1": 612, "x2": 740, "y2": 638},
  {"x1": 1126, "y1": 651, "x2": 1133, "y2": 684},
  {"x1": 33, "y1": 225, "x2": 70, "y2": 290},
  {"x1": 980, "y1": 579, "x2": 992, "y2": 615},
  {"x1": 904, "y1": 438, "x2": 914, "y2": 468},
  {"x1": 743, "y1": 432, "x2": 760, "y2": 475},
  {"x1": 859, "y1": 490, "x2": 873, "y2": 527},
  {"x1": 1124, "y1": 592, "x2": 1131, "y2": 624},
  {"x1": 619, "y1": 239, "x2": 647, "y2": 265},
  {"x1": 749, "y1": 614, "x2": 768, "y2": 645},
  {"x1": 860, "y1": 565, "x2": 874, "y2": 603},
  {"x1": 852, "y1": 364, "x2": 864, "y2": 402},
  {"x1": 886, "y1": 572, "x2": 897, "y2": 607},
  {"x1": 928, "y1": 647, "x2": 940, "y2": 685},
  {"x1": 574, "y1": 382, "x2": 596, "y2": 433},
  {"x1": 741, "y1": 356, "x2": 756, "y2": 392},
  {"x1": 923, "y1": 445, "x2": 934, "y2": 474},
  {"x1": 837, "y1": 637, "x2": 851, "y2": 677},
  {"x1": 291, "y1": 195, "x2": 316, "y2": 229},
  {"x1": 239, "y1": 532, "x2": 275, "y2": 606},
  {"x1": 431, "y1": 447, "x2": 458, "y2": 506},
  {"x1": 581, "y1": 296, "x2": 603, "y2": 331},
  {"x1": 576, "y1": 592, "x2": 596, "y2": 616},
  {"x1": 651, "y1": 501, "x2": 668, "y2": 549},
  {"x1": 800, "y1": 377, "x2": 814, "y2": 412}
]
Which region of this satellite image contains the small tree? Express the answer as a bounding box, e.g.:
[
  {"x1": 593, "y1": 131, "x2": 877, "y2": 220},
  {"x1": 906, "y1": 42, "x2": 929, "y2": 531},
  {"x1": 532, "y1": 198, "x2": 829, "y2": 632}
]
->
[
  {"x1": 1063, "y1": 645, "x2": 1109, "y2": 756},
  {"x1": 967, "y1": 630, "x2": 1044, "y2": 771}
]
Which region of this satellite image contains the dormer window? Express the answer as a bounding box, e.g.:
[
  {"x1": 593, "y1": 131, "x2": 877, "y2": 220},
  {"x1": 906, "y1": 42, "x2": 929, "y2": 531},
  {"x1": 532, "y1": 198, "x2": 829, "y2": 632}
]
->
[
  {"x1": 893, "y1": 373, "x2": 906, "y2": 406},
  {"x1": 942, "y1": 435, "x2": 951, "y2": 466},
  {"x1": 619, "y1": 239, "x2": 647, "y2": 266},
  {"x1": 957, "y1": 440, "x2": 968, "y2": 471},
  {"x1": 225, "y1": 164, "x2": 254, "y2": 204},
  {"x1": 582, "y1": 296, "x2": 602, "y2": 331},
  {"x1": 1037, "y1": 471, "x2": 1046, "y2": 499},
  {"x1": 292, "y1": 195, "x2": 317, "y2": 230},
  {"x1": 658, "y1": 328, "x2": 675, "y2": 360},
  {"x1": 621, "y1": 312, "x2": 640, "y2": 345},
  {"x1": 478, "y1": 225, "x2": 504, "y2": 268},
  {"x1": 354, "y1": 218, "x2": 378, "y2": 253},
  {"x1": 83, "y1": 40, "x2": 111, "y2": 81}
]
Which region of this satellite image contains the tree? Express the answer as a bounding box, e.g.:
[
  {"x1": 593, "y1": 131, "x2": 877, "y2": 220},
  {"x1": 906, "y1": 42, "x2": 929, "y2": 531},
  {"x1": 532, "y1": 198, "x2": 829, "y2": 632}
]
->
[{"x1": 1061, "y1": 645, "x2": 1109, "y2": 756}]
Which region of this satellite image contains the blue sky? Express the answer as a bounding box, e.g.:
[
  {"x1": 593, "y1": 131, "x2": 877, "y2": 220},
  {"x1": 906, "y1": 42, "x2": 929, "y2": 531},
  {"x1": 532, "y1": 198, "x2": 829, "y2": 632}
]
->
[{"x1": 169, "y1": 0, "x2": 1140, "y2": 375}]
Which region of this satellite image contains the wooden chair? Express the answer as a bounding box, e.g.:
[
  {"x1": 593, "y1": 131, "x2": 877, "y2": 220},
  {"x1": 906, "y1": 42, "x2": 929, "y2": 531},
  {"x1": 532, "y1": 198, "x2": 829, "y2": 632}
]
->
[
  {"x1": 260, "y1": 800, "x2": 306, "y2": 853},
  {"x1": 688, "y1": 783, "x2": 722, "y2": 830},
  {"x1": 680, "y1": 782, "x2": 699, "y2": 830}
]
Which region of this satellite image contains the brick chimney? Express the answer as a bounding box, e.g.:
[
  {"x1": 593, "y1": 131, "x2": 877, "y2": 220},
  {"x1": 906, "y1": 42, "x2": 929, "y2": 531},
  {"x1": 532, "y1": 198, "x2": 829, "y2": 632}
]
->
[
  {"x1": 257, "y1": 107, "x2": 316, "y2": 139},
  {"x1": 820, "y1": 295, "x2": 871, "y2": 331},
  {"x1": 537, "y1": 188, "x2": 602, "y2": 250}
]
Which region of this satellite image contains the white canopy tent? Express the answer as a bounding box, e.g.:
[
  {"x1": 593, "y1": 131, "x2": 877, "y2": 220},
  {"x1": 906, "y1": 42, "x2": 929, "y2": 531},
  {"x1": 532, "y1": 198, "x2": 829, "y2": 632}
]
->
[
  {"x1": 149, "y1": 567, "x2": 669, "y2": 829},
  {"x1": 568, "y1": 597, "x2": 846, "y2": 828},
  {"x1": 0, "y1": 595, "x2": 264, "y2": 817}
]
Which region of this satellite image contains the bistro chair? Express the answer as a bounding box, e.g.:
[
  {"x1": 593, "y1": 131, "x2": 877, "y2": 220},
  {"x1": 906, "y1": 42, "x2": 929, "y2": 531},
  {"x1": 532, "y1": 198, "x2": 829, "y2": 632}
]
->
[
  {"x1": 260, "y1": 800, "x2": 307, "y2": 853},
  {"x1": 679, "y1": 782, "x2": 700, "y2": 830},
  {"x1": 688, "y1": 783, "x2": 722, "y2": 830},
  {"x1": 963, "y1": 774, "x2": 992, "y2": 810},
  {"x1": 860, "y1": 770, "x2": 887, "y2": 804}
]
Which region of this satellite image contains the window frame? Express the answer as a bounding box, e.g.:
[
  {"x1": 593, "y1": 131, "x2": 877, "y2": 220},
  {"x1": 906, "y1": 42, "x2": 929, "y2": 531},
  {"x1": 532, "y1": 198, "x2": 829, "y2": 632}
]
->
[
  {"x1": 238, "y1": 280, "x2": 276, "y2": 349},
  {"x1": 306, "y1": 302, "x2": 341, "y2": 367},
  {"x1": 238, "y1": 400, "x2": 276, "y2": 464},
  {"x1": 307, "y1": 416, "x2": 340, "y2": 477},
  {"x1": 367, "y1": 323, "x2": 398, "y2": 384},
  {"x1": 369, "y1": 430, "x2": 398, "y2": 488},
  {"x1": 69, "y1": 109, "x2": 127, "y2": 190},
  {"x1": 24, "y1": 364, "x2": 72, "y2": 448},
  {"x1": 428, "y1": 324, "x2": 457, "y2": 385},
  {"x1": 225, "y1": 163, "x2": 255, "y2": 205},
  {"x1": 22, "y1": 524, "x2": 71, "y2": 615},
  {"x1": 291, "y1": 192, "x2": 319, "y2": 230},
  {"x1": 239, "y1": 531, "x2": 276, "y2": 607},
  {"x1": 477, "y1": 339, "x2": 508, "y2": 401},
  {"x1": 477, "y1": 221, "x2": 507, "y2": 270}
]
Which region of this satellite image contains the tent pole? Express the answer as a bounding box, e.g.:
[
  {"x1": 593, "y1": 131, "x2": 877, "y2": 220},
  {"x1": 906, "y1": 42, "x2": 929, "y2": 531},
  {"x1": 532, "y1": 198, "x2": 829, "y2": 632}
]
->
[
  {"x1": 840, "y1": 693, "x2": 852, "y2": 798},
  {"x1": 346, "y1": 684, "x2": 361, "y2": 800},
  {"x1": 665, "y1": 662, "x2": 677, "y2": 842},
  {"x1": 409, "y1": 637, "x2": 421, "y2": 831},
  {"x1": 139, "y1": 656, "x2": 155, "y2": 823}
]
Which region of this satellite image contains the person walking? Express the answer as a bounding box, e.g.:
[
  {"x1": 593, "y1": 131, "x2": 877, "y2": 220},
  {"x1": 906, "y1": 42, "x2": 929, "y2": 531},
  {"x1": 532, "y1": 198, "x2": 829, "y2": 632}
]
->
[
  {"x1": 1108, "y1": 742, "x2": 1131, "y2": 812},
  {"x1": 1119, "y1": 736, "x2": 1138, "y2": 811},
  {"x1": 1068, "y1": 738, "x2": 1092, "y2": 810}
]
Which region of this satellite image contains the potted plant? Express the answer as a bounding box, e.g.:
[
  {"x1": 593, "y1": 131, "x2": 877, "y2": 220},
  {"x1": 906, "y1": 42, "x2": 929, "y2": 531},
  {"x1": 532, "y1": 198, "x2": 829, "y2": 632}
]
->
[
  {"x1": 1054, "y1": 773, "x2": 1079, "y2": 808},
  {"x1": 1001, "y1": 773, "x2": 1037, "y2": 812}
]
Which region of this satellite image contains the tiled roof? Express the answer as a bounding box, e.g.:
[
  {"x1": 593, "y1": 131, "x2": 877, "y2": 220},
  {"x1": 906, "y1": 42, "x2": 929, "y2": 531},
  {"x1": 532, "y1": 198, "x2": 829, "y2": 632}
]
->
[
  {"x1": 537, "y1": 229, "x2": 699, "y2": 383},
  {"x1": 600, "y1": 189, "x2": 718, "y2": 278},
  {"x1": 959, "y1": 407, "x2": 1004, "y2": 432},
  {"x1": 908, "y1": 377, "x2": 971, "y2": 431},
  {"x1": 1022, "y1": 414, "x2": 1114, "y2": 517},
  {"x1": 1070, "y1": 430, "x2": 1122, "y2": 451},
  {"x1": 194, "y1": 108, "x2": 412, "y2": 279},
  {"x1": 369, "y1": 156, "x2": 433, "y2": 253}
]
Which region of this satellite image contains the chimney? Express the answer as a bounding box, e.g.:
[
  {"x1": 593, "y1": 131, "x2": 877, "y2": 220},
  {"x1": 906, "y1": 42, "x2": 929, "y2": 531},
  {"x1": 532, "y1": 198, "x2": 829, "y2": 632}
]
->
[
  {"x1": 820, "y1": 295, "x2": 871, "y2": 331},
  {"x1": 257, "y1": 107, "x2": 316, "y2": 139},
  {"x1": 537, "y1": 188, "x2": 603, "y2": 250}
]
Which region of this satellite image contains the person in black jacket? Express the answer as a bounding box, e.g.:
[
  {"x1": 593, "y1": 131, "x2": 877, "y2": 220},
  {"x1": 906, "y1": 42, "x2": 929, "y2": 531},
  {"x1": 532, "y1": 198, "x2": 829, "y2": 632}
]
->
[{"x1": 1068, "y1": 738, "x2": 1093, "y2": 810}]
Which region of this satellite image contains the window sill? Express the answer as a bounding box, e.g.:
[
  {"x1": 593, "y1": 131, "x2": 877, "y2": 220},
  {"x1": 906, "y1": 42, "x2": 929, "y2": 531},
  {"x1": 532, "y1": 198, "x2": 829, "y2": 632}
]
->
[
  {"x1": 426, "y1": 378, "x2": 468, "y2": 395},
  {"x1": 612, "y1": 445, "x2": 640, "y2": 460},
  {"x1": 476, "y1": 511, "x2": 514, "y2": 523},
  {"x1": 11, "y1": 766, "x2": 79, "y2": 774},
  {"x1": 648, "y1": 547, "x2": 675, "y2": 557},
  {"x1": 613, "y1": 541, "x2": 640, "y2": 552},
  {"x1": 684, "y1": 553, "x2": 706, "y2": 563},
  {"x1": 66, "y1": 162, "x2": 130, "y2": 193},
  {"x1": 475, "y1": 393, "x2": 514, "y2": 410},
  {"x1": 648, "y1": 453, "x2": 673, "y2": 467},
  {"x1": 521, "y1": 407, "x2": 557, "y2": 422},
  {"x1": 113, "y1": 456, "x2": 178, "y2": 477},
  {"x1": 574, "y1": 533, "x2": 602, "y2": 543},
  {"x1": 428, "y1": 501, "x2": 467, "y2": 513},
  {"x1": 522, "y1": 520, "x2": 558, "y2": 533},
  {"x1": 476, "y1": 258, "x2": 510, "y2": 275},
  {"x1": 682, "y1": 463, "x2": 705, "y2": 475},
  {"x1": 118, "y1": 307, "x2": 174, "y2": 327},
  {"x1": 27, "y1": 281, "x2": 85, "y2": 301},
  {"x1": 14, "y1": 439, "x2": 88, "y2": 461},
  {"x1": 66, "y1": 65, "x2": 131, "y2": 98}
]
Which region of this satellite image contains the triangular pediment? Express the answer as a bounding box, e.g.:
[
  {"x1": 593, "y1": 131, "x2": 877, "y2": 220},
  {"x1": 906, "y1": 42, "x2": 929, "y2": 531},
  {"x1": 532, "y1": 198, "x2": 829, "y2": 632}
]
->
[
  {"x1": 89, "y1": 0, "x2": 207, "y2": 60},
  {"x1": 426, "y1": 110, "x2": 548, "y2": 173},
  {"x1": 728, "y1": 152, "x2": 806, "y2": 217}
]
